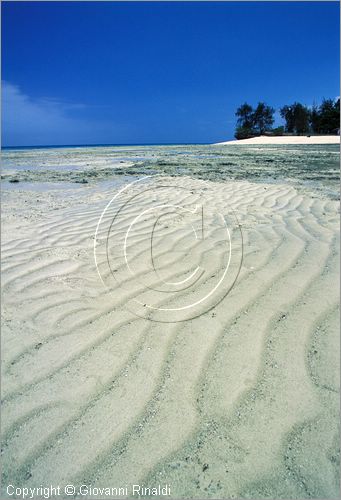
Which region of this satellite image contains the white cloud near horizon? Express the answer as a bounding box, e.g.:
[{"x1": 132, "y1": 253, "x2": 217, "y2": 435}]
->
[{"x1": 1, "y1": 81, "x2": 120, "y2": 146}]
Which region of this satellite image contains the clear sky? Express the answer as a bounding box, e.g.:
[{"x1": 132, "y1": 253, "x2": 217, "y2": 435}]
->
[{"x1": 2, "y1": 1, "x2": 340, "y2": 146}]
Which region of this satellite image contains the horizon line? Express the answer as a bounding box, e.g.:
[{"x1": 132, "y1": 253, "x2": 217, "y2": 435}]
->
[{"x1": 1, "y1": 141, "x2": 217, "y2": 150}]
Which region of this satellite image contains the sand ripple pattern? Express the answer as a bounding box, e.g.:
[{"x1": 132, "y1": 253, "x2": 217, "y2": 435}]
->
[{"x1": 1, "y1": 176, "x2": 339, "y2": 499}]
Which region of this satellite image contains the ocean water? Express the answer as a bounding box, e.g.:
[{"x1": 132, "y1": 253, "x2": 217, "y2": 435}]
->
[{"x1": 2, "y1": 144, "x2": 340, "y2": 199}]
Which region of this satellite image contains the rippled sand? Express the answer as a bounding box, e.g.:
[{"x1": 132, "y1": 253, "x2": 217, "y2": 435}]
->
[{"x1": 1, "y1": 146, "x2": 340, "y2": 499}]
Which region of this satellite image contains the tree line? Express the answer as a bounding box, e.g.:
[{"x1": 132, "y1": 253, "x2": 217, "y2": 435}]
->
[{"x1": 235, "y1": 98, "x2": 340, "y2": 139}]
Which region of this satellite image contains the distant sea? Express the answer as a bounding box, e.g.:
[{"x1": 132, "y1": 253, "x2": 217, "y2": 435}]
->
[{"x1": 2, "y1": 143, "x2": 208, "y2": 150}]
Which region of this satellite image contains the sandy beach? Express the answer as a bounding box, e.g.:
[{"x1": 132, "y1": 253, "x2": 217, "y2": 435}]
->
[
  {"x1": 1, "y1": 143, "x2": 339, "y2": 498},
  {"x1": 215, "y1": 135, "x2": 340, "y2": 146},
  {"x1": 2, "y1": 0, "x2": 340, "y2": 497}
]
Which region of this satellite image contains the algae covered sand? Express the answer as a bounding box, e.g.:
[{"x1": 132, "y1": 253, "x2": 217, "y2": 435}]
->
[{"x1": 2, "y1": 144, "x2": 340, "y2": 199}]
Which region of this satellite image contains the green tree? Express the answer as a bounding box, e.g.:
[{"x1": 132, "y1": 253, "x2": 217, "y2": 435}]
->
[
  {"x1": 235, "y1": 102, "x2": 255, "y2": 139},
  {"x1": 293, "y1": 103, "x2": 310, "y2": 134},
  {"x1": 280, "y1": 105, "x2": 295, "y2": 133},
  {"x1": 310, "y1": 103, "x2": 321, "y2": 134},
  {"x1": 280, "y1": 102, "x2": 310, "y2": 135},
  {"x1": 333, "y1": 98, "x2": 340, "y2": 130},
  {"x1": 253, "y1": 102, "x2": 275, "y2": 134},
  {"x1": 272, "y1": 126, "x2": 284, "y2": 136},
  {"x1": 235, "y1": 103, "x2": 254, "y2": 129},
  {"x1": 318, "y1": 98, "x2": 340, "y2": 133},
  {"x1": 235, "y1": 126, "x2": 254, "y2": 140}
]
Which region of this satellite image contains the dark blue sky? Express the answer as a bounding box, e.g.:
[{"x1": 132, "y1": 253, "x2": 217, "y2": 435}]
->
[{"x1": 2, "y1": 1, "x2": 340, "y2": 146}]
